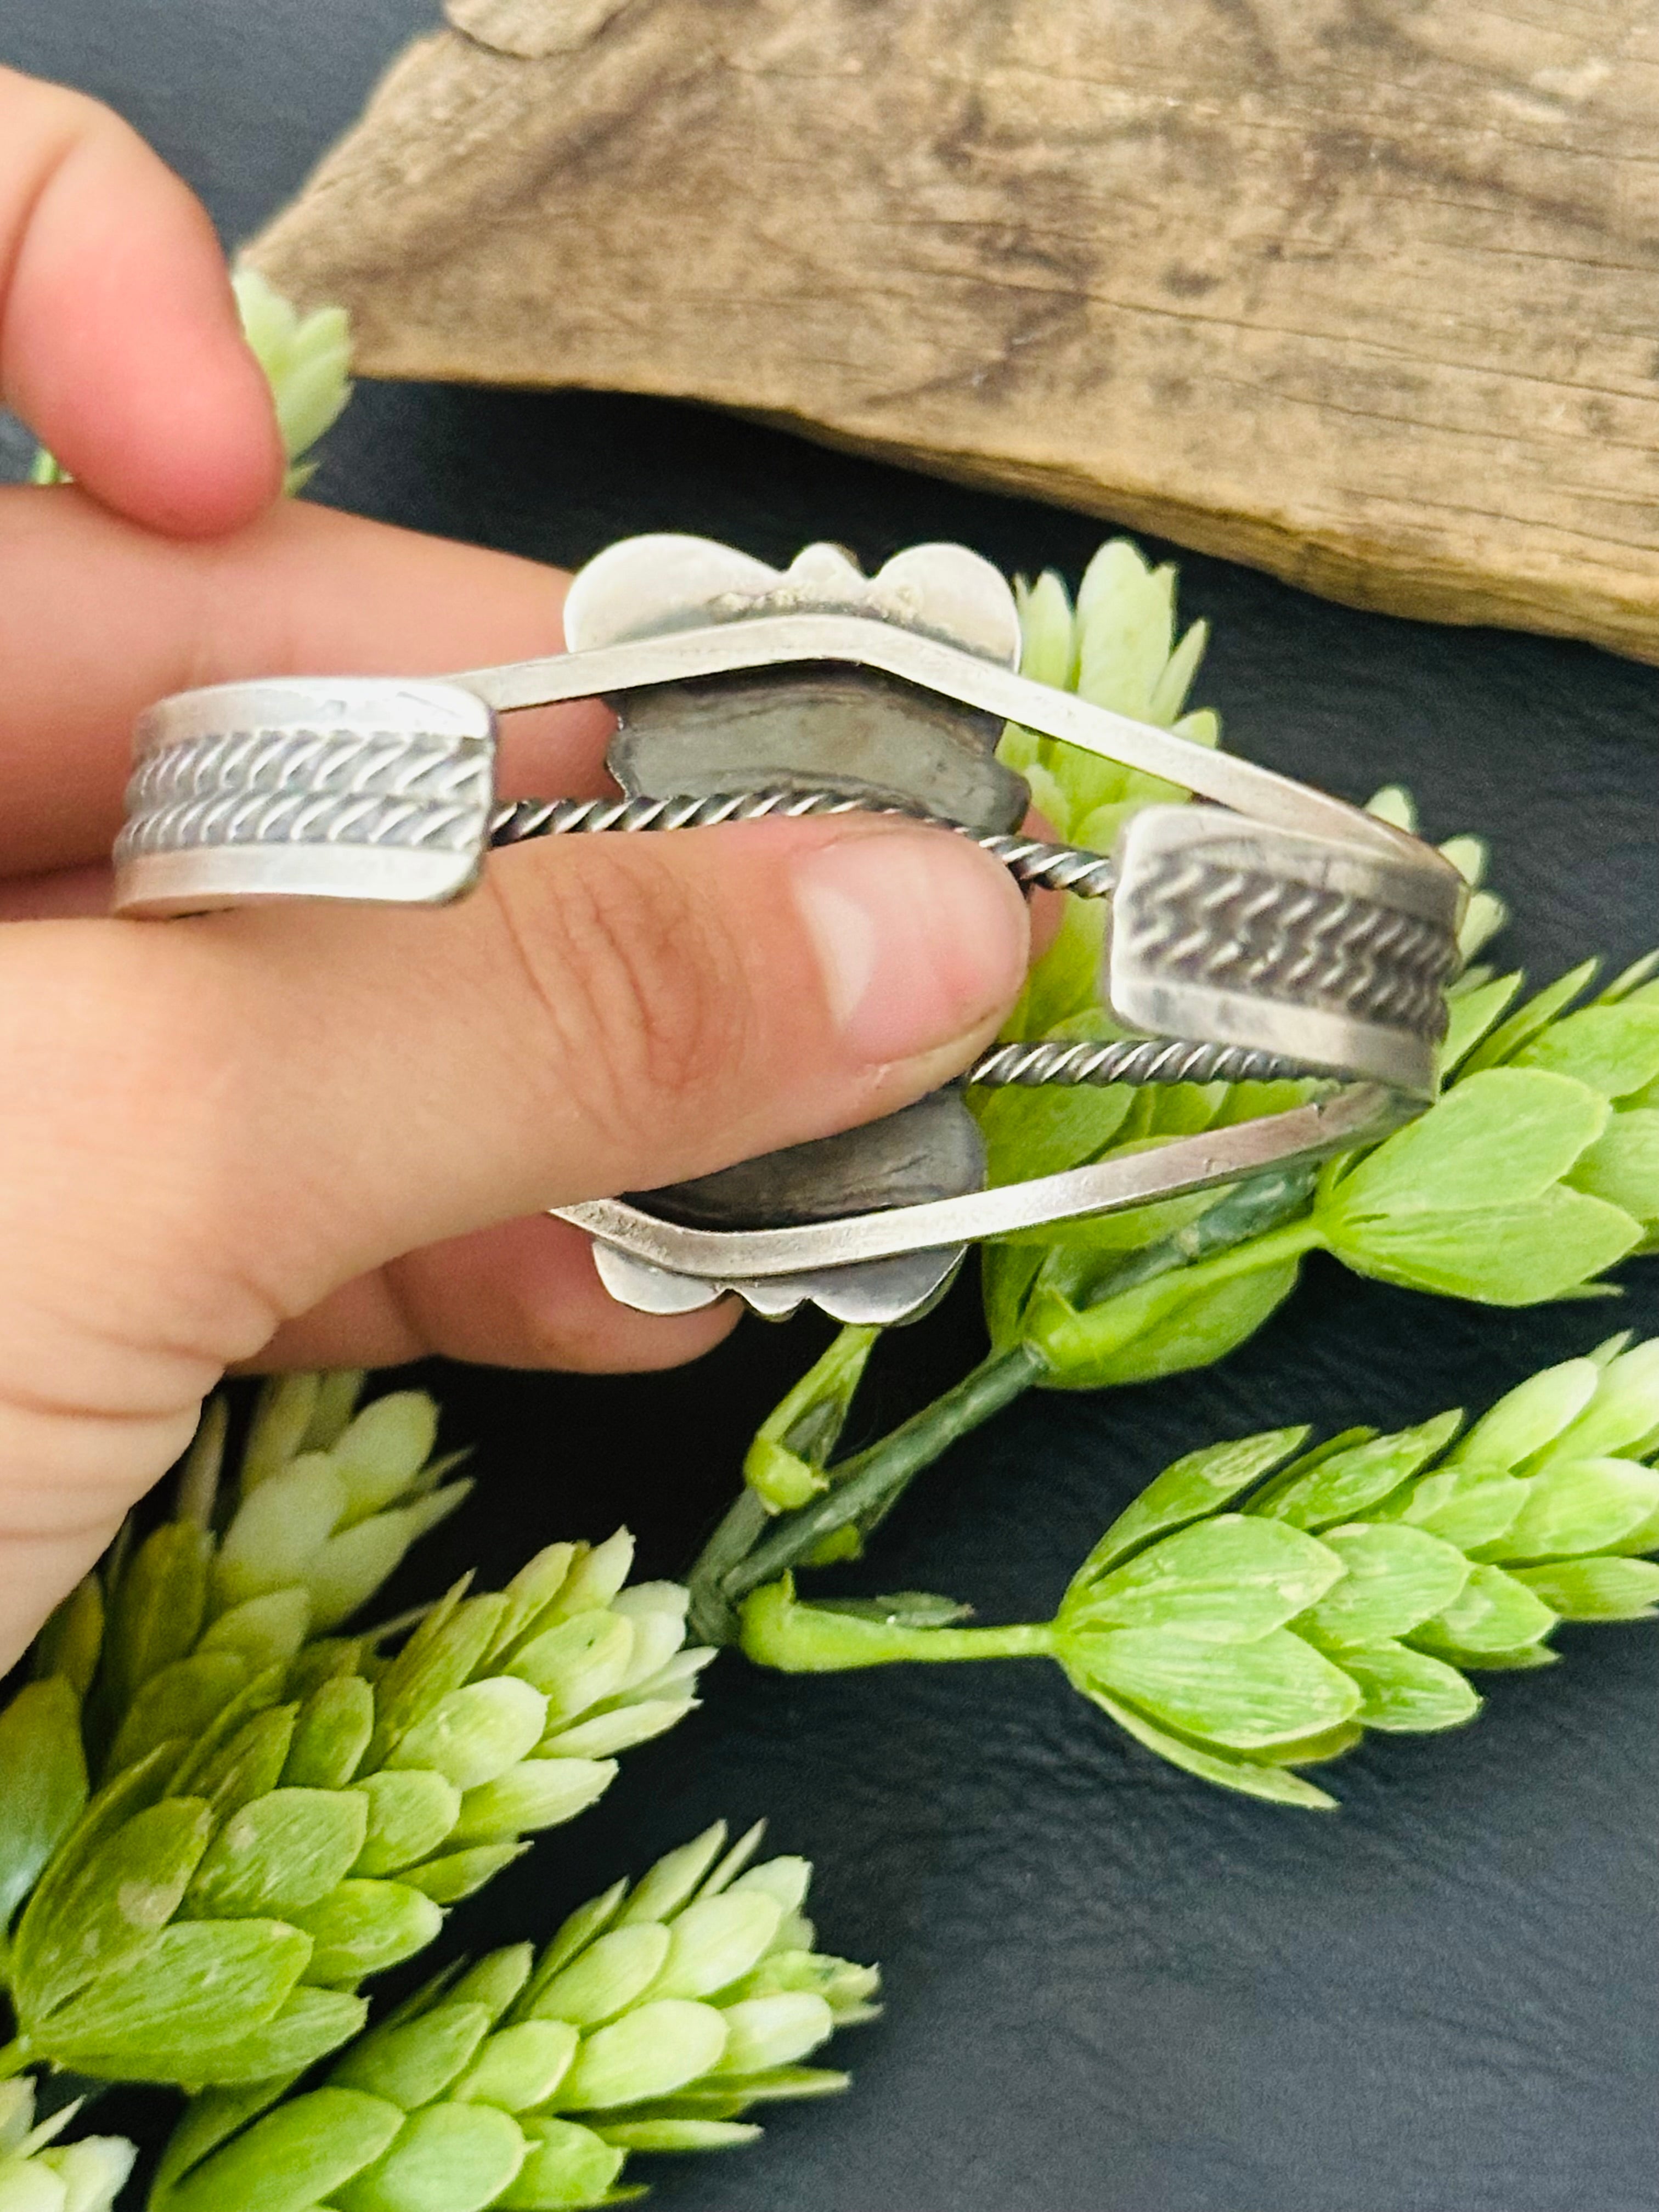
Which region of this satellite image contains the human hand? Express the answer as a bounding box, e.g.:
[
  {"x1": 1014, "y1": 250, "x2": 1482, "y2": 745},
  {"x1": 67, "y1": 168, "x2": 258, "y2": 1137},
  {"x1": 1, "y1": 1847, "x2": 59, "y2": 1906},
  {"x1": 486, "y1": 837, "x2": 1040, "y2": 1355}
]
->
[{"x1": 0, "y1": 66, "x2": 1031, "y2": 1669}]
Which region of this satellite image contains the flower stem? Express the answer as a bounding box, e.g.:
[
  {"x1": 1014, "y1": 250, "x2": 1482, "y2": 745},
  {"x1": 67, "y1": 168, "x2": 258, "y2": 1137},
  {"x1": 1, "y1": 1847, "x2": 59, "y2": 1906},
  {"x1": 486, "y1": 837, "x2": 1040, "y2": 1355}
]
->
[
  {"x1": 740, "y1": 1577, "x2": 1056, "y2": 1671},
  {"x1": 716, "y1": 1341, "x2": 1051, "y2": 1613}
]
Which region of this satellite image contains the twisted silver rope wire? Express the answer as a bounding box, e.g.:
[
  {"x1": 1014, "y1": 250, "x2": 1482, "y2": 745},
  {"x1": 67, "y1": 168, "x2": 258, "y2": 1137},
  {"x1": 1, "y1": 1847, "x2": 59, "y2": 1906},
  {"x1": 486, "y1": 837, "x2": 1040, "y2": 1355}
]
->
[
  {"x1": 488, "y1": 787, "x2": 1119, "y2": 898},
  {"x1": 489, "y1": 790, "x2": 1325, "y2": 1089},
  {"x1": 966, "y1": 1037, "x2": 1310, "y2": 1088}
]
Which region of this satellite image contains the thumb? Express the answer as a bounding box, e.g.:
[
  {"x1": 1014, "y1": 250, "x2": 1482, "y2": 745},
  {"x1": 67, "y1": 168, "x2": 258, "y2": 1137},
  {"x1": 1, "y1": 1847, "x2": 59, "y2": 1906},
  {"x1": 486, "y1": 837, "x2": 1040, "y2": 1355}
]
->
[{"x1": 0, "y1": 812, "x2": 1029, "y2": 1664}]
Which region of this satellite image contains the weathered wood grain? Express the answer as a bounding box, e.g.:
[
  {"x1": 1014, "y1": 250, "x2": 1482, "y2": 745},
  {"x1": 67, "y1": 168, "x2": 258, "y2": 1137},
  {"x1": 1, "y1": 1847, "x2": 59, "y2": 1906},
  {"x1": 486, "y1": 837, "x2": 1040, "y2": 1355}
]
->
[{"x1": 249, "y1": 0, "x2": 1659, "y2": 661}]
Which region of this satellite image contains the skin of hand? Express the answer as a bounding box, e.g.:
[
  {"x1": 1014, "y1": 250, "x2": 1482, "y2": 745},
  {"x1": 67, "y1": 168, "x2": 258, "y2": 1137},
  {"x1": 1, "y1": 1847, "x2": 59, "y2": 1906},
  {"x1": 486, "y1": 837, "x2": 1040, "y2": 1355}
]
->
[{"x1": 0, "y1": 65, "x2": 1037, "y2": 1671}]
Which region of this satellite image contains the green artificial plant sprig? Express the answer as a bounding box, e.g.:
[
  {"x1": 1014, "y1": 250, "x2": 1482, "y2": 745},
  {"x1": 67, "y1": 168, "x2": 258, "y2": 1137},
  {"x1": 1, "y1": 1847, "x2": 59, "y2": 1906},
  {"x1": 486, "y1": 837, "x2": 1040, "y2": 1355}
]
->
[
  {"x1": 3, "y1": 1493, "x2": 710, "y2": 2087},
  {"x1": 0, "y1": 2078, "x2": 134, "y2": 2212},
  {"x1": 689, "y1": 544, "x2": 1658, "y2": 1639},
  {"x1": 738, "y1": 1334, "x2": 1659, "y2": 1808},
  {"x1": 0, "y1": 1373, "x2": 465, "y2": 2000},
  {"x1": 151, "y1": 1821, "x2": 877, "y2": 2212}
]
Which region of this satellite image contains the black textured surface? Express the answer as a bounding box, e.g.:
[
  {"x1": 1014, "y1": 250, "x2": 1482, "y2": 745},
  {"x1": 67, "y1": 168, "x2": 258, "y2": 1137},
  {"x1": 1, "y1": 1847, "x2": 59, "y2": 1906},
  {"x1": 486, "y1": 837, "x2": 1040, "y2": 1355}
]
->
[{"x1": 4, "y1": 8, "x2": 1659, "y2": 2207}]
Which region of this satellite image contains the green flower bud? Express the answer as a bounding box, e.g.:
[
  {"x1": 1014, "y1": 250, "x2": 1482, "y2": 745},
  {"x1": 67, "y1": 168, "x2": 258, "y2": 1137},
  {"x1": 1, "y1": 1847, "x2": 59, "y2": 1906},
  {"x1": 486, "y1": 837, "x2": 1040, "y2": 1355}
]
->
[
  {"x1": 0, "y1": 2083, "x2": 134, "y2": 2212},
  {"x1": 738, "y1": 1337, "x2": 1659, "y2": 1805},
  {"x1": 157, "y1": 1825, "x2": 876, "y2": 2212},
  {"x1": 231, "y1": 268, "x2": 354, "y2": 492}
]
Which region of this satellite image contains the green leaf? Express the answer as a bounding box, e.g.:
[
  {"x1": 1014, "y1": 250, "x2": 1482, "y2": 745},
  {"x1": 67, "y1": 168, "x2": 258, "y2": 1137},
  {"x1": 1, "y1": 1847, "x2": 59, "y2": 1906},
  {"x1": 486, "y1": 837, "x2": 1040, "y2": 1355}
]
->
[
  {"x1": 1462, "y1": 959, "x2": 1599, "y2": 1075},
  {"x1": 1477, "y1": 1457, "x2": 1659, "y2": 1562},
  {"x1": 450, "y1": 1758, "x2": 616, "y2": 1848},
  {"x1": 1300, "y1": 1526, "x2": 1470, "y2": 1644},
  {"x1": 198, "y1": 1706, "x2": 301, "y2": 1820},
  {"x1": 103, "y1": 1524, "x2": 211, "y2": 1718},
  {"x1": 1065, "y1": 1625, "x2": 1361, "y2": 1749},
  {"x1": 1542, "y1": 1339, "x2": 1659, "y2": 1462},
  {"x1": 197, "y1": 1590, "x2": 312, "y2": 1673},
  {"x1": 0, "y1": 1679, "x2": 88, "y2": 1932},
  {"x1": 1408, "y1": 1564, "x2": 1556, "y2": 1662},
  {"x1": 330, "y1": 1391, "x2": 441, "y2": 1520},
  {"x1": 510, "y1": 1616, "x2": 635, "y2": 1723},
  {"x1": 1325, "y1": 1183, "x2": 1639, "y2": 1305},
  {"x1": 1569, "y1": 1109, "x2": 1659, "y2": 1227},
  {"x1": 331, "y1": 2001, "x2": 495, "y2": 2108},
  {"x1": 32, "y1": 1578, "x2": 104, "y2": 1700},
  {"x1": 34, "y1": 1918, "x2": 311, "y2": 2074},
  {"x1": 214, "y1": 1460, "x2": 346, "y2": 1609},
  {"x1": 1375, "y1": 1468, "x2": 1530, "y2": 1550},
  {"x1": 1324, "y1": 1068, "x2": 1609, "y2": 1221},
  {"x1": 148, "y1": 1985, "x2": 368, "y2": 2086},
  {"x1": 597, "y1": 2118, "x2": 759, "y2": 2151},
  {"x1": 368, "y1": 1595, "x2": 507, "y2": 1770},
  {"x1": 387, "y1": 1679, "x2": 548, "y2": 1792},
  {"x1": 1252, "y1": 1414, "x2": 1463, "y2": 1531},
  {"x1": 1084, "y1": 1690, "x2": 1336, "y2": 1808},
  {"x1": 333, "y1": 2100, "x2": 527, "y2": 2212},
  {"x1": 975, "y1": 1082, "x2": 1136, "y2": 1188},
  {"x1": 1030, "y1": 1255, "x2": 1304, "y2": 1389},
  {"x1": 650, "y1": 1894, "x2": 782, "y2": 2002},
  {"x1": 188, "y1": 1788, "x2": 369, "y2": 1919},
  {"x1": 158, "y1": 2089, "x2": 402, "y2": 2212},
  {"x1": 354, "y1": 1770, "x2": 462, "y2": 1877},
  {"x1": 711, "y1": 1993, "x2": 835, "y2": 2074},
  {"x1": 1313, "y1": 1640, "x2": 1480, "y2": 1732},
  {"x1": 287, "y1": 1880, "x2": 443, "y2": 1988},
  {"x1": 453, "y1": 2021, "x2": 579, "y2": 2113},
  {"x1": 1447, "y1": 1357, "x2": 1600, "y2": 1469},
  {"x1": 12, "y1": 1796, "x2": 211, "y2": 2021},
  {"x1": 1064, "y1": 1516, "x2": 1342, "y2": 1643},
  {"x1": 1440, "y1": 972, "x2": 1524, "y2": 1074},
  {"x1": 1069, "y1": 1429, "x2": 1306, "y2": 1578},
  {"x1": 165, "y1": 1666, "x2": 289, "y2": 1800},
  {"x1": 1513, "y1": 1003, "x2": 1659, "y2": 1101},
  {"x1": 556, "y1": 1999, "x2": 728, "y2": 2109},
  {"x1": 400, "y1": 1847, "x2": 526, "y2": 1905},
  {"x1": 283, "y1": 1675, "x2": 376, "y2": 1791},
  {"x1": 105, "y1": 1653, "x2": 253, "y2": 1778},
  {"x1": 1511, "y1": 1557, "x2": 1659, "y2": 1620},
  {"x1": 496, "y1": 2119, "x2": 624, "y2": 2211},
  {"x1": 525, "y1": 1926, "x2": 672, "y2": 2030}
]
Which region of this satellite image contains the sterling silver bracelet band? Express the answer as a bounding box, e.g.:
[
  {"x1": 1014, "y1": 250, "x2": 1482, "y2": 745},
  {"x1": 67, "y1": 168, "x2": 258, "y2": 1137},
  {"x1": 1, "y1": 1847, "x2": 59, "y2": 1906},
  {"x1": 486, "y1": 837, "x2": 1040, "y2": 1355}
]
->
[{"x1": 112, "y1": 535, "x2": 1465, "y2": 1320}]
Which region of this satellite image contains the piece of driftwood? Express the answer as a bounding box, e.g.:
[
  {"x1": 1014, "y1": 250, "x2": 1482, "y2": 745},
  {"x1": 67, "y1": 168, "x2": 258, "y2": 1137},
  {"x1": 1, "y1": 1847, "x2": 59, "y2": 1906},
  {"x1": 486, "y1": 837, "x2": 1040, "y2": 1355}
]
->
[{"x1": 250, "y1": 0, "x2": 1659, "y2": 662}]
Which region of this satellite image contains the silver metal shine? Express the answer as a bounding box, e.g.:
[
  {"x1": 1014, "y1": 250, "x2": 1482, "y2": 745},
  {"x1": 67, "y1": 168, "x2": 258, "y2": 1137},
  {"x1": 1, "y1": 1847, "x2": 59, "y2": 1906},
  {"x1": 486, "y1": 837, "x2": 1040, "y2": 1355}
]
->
[
  {"x1": 487, "y1": 788, "x2": 1119, "y2": 898},
  {"x1": 114, "y1": 538, "x2": 1466, "y2": 1322}
]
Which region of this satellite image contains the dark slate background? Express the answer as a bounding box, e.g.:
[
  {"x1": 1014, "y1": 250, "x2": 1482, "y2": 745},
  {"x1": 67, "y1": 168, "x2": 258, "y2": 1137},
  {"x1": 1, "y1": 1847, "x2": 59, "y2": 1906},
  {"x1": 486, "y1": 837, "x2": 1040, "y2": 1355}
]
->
[{"x1": 3, "y1": 8, "x2": 1658, "y2": 2207}]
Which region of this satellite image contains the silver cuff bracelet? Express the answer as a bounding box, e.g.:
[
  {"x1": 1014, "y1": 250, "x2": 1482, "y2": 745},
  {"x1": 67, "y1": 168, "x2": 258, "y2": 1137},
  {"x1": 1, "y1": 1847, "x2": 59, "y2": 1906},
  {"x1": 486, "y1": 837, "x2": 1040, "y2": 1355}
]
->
[{"x1": 114, "y1": 535, "x2": 1465, "y2": 1325}]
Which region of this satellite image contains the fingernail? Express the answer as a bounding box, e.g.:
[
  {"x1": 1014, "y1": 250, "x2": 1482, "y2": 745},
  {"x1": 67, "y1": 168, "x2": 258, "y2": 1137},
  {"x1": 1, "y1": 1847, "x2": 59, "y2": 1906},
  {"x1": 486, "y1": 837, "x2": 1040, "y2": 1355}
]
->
[{"x1": 794, "y1": 827, "x2": 1029, "y2": 1064}]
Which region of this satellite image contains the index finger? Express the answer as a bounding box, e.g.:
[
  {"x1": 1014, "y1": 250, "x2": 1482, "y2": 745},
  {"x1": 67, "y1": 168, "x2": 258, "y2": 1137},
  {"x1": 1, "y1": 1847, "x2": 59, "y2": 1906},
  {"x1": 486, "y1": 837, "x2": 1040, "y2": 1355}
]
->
[
  {"x1": 0, "y1": 486, "x2": 613, "y2": 880},
  {"x1": 0, "y1": 66, "x2": 283, "y2": 535}
]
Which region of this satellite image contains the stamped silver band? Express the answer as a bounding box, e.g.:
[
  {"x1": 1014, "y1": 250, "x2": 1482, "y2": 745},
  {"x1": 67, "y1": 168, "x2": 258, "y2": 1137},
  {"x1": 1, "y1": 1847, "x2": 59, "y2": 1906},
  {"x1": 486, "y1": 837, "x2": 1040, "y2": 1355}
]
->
[{"x1": 114, "y1": 541, "x2": 1465, "y2": 1311}]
